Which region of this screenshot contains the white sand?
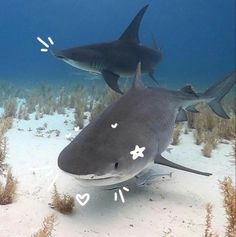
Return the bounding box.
[0,110,235,237]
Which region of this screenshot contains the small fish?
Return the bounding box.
[58,63,235,186]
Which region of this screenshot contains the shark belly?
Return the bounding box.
[64,59,102,74]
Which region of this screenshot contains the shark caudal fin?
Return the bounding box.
[204,71,236,119]
[155,155,212,176]
[119,5,149,44]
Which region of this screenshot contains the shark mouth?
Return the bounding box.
[76,174,118,180]
[69,173,124,187]
[51,49,66,59]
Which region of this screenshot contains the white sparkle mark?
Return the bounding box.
[48,37,54,45]
[130,145,146,160]
[123,187,129,192]
[37,37,49,48]
[113,186,129,203]
[47,172,59,192]
[118,189,125,203]
[40,48,48,52]
[114,192,118,201]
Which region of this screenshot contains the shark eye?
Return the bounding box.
[114,162,119,169]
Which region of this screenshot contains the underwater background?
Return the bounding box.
[0,0,235,89]
[0,1,235,236]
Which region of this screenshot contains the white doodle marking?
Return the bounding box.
[118,189,125,203]
[114,192,118,201]
[47,172,59,192]
[76,193,90,206]
[130,145,146,160]
[111,123,118,128]
[48,37,54,45]
[113,186,129,203]
[37,37,49,48]
[123,187,129,192]
[40,48,48,52]
[37,36,54,53]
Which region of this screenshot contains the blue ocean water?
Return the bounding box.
[0,0,235,89]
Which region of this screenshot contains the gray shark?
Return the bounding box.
[58,63,236,187]
[52,5,162,94]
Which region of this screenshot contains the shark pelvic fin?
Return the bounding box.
[102,70,123,94]
[149,70,159,85]
[119,5,149,43]
[154,154,212,176]
[186,105,199,113]
[176,108,188,122]
[132,62,144,90]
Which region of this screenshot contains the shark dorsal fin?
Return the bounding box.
[119,5,149,43]
[180,85,198,97]
[132,62,144,89]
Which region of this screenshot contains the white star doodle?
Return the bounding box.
[130,145,146,160]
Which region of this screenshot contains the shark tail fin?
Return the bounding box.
[203,71,236,119]
[155,155,212,176]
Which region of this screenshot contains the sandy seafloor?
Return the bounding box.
[0,108,235,237]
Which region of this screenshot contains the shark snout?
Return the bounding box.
[51,49,66,59]
[57,146,80,174]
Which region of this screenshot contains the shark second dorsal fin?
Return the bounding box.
[132,62,144,90]
[119,5,149,43]
[180,85,198,97]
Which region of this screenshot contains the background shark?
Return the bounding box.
[58,63,236,187]
[52,5,162,94]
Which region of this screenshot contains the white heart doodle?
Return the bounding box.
[76,193,90,206]
[111,123,118,128]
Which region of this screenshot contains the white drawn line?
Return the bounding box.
[48,37,54,45]
[123,187,129,192]
[46,170,53,177]
[41,48,48,52]
[114,192,118,201]
[118,189,125,203]
[37,37,49,48]
[47,172,59,192]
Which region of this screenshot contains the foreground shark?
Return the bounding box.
[58,63,236,186]
[52,5,161,94]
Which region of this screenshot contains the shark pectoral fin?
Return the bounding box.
[101,70,123,94]
[186,105,199,113]
[154,154,212,176]
[176,108,188,122]
[149,70,159,85]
